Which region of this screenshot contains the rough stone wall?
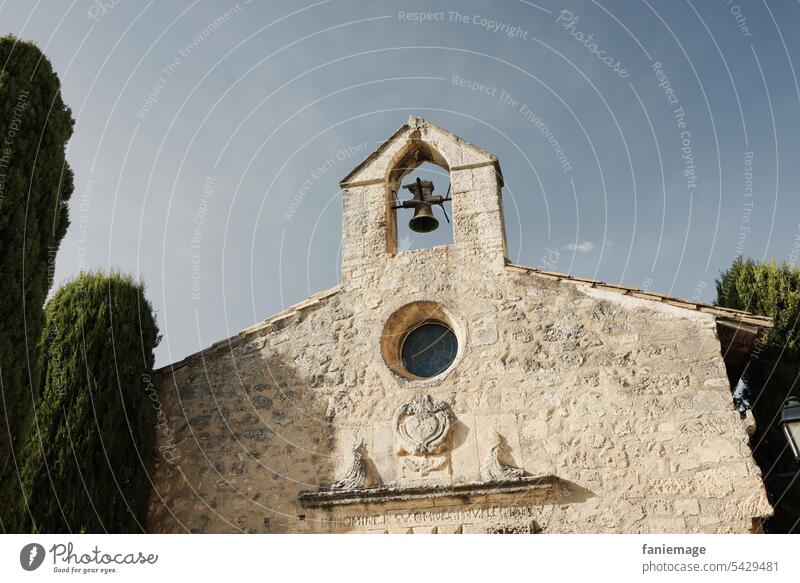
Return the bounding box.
[147,118,771,533]
[148,260,771,533]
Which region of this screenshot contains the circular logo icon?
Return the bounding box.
[20,543,45,571]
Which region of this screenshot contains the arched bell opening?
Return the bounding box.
[386,141,454,254]
[338,117,507,284]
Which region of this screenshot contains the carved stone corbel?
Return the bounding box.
[485,431,525,480]
[329,436,371,490]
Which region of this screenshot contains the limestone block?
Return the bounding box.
[674,499,701,516]
[361,422,395,484]
[649,477,697,496]
[645,517,688,533]
[694,469,735,498]
[695,438,741,464]
[449,412,480,483]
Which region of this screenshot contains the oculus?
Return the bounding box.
[380,301,464,381]
[401,322,458,378]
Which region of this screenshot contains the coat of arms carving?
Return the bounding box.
[392,394,453,456]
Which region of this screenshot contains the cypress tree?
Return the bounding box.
[0,35,75,530]
[19,272,160,533]
[716,256,800,533]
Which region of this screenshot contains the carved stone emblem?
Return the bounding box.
[393,394,453,456]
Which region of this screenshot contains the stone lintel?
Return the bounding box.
[297,475,560,508]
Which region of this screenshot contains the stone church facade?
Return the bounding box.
[148,117,772,533]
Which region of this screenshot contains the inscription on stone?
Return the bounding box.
[323,504,543,531]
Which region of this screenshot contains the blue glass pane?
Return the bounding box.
[401,323,458,378]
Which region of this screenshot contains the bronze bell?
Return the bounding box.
[402,178,440,233]
[409,203,439,233]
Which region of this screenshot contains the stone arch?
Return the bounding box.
[338,117,507,285]
[385,139,453,254]
[386,137,450,189]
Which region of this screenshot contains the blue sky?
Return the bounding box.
[3,0,799,366]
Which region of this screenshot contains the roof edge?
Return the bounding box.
[339,122,410,186]
[154,285,342,376]
[505,261,772,328]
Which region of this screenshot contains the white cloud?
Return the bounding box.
[564,241,595,254]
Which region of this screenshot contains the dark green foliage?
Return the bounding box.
[0,35,75,530]
[716,256,800,533]
[19,272,160,533]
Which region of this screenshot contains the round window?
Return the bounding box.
[401,322,458,378]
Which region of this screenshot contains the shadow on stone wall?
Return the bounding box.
[147,348,342,533]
